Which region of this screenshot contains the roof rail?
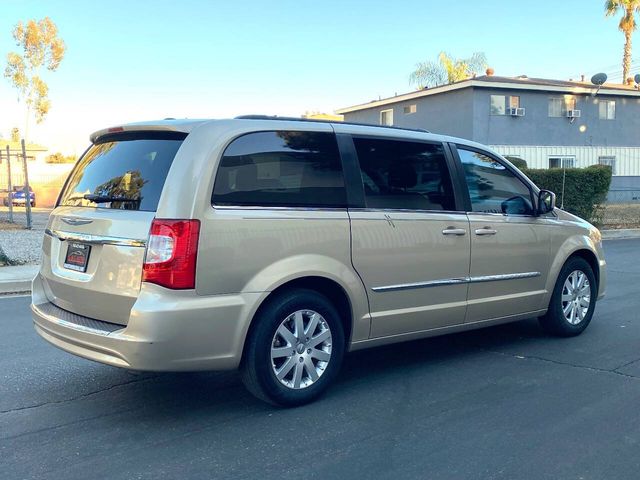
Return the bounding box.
[234,115,430,134]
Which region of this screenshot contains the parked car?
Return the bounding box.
[31,117,606,406]
[3,185,36,207]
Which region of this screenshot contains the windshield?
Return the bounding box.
[59,132,186,211]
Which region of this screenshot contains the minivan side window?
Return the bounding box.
[353,137,457,211]
[457,147,534,215]
[212,131,346,208]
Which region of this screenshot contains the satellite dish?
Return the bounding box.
[635,73,640,84]
[591,73,608,86]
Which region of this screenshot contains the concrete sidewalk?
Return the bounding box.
[0,265,38,294]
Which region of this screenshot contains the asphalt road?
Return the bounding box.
[2,239,640,480]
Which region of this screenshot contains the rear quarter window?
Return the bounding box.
[212,131,346,208]
[59,132,186,212]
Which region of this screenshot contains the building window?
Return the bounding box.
[493,95,520,114]
[548,156,576,169]
[599,100,616,120]
[403,104,417,114]
[598,156,617,175]
[380,109,393,126]
[549,97,576,117]
[490,95,506,115]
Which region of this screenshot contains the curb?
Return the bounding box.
[602,228,640,240]
[0,279,32,295]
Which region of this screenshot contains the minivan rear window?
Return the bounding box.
[212,131,346,208]
[58,132,186,212]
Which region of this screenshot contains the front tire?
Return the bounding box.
[539,257,597,337]
[241,289,345,407]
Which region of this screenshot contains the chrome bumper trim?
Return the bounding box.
[45,228,146,247]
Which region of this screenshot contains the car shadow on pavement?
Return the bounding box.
[337,318,546,385]
[98,318,549,416]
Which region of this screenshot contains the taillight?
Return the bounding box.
[142,219,200,289]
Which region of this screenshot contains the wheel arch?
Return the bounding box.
[241,274,365,364]
[545,236,602,307]
[566,249,600,289]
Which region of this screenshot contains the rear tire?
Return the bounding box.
[539,257,597,337]
[241,289,345,407]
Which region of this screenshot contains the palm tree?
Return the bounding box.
[605,0,640,83]
[410,52,487,89]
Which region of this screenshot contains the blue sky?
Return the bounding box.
[0,0,635,153]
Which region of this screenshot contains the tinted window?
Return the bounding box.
[212,131,346,207]
[59,134,185,211]
[353,137,456,211]
[458,148,533,215]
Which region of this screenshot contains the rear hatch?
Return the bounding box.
[40,131,187,325]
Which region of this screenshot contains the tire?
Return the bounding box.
[539,257,597,337]
[241,288,345,407]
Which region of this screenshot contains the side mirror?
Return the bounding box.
[538,189,556,215]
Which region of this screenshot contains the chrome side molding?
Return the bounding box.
[372,271,541,293]
[45,228,146,248]
[469,272,541,283]
[372,277,468,292]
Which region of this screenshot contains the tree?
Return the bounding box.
[410,52,487,89]
[605,0,640,83]
[4,17,66,140]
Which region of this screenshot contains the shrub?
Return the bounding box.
[45,152,77,164]
[522,165,612,225]
[504,156,528,170]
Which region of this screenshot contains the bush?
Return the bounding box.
[504,156,528,170]
[45,152,77,164]
[522,165,612,225]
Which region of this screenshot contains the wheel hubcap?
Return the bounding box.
[561,270,591,325]
[270,309,333,389]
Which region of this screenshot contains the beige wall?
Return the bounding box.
[0,161,74,207]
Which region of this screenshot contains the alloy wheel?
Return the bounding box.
[270,309,333,389]
[561,270,591,325]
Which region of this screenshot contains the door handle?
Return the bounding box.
[442,227,467,236]
[474,227,497,236]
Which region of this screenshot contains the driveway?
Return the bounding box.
[1,239,639,479]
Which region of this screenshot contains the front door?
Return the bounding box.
[348,136,471,338]
[455,146,551,323]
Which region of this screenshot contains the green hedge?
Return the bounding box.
[522,165,612,225]
[504,156,528,170]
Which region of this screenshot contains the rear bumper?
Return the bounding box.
[32,273,266,371]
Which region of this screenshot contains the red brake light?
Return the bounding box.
[142,219,200,289]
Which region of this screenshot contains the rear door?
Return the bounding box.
[453,145,551,322]
[40,131,186,325]
[346,135,471,338]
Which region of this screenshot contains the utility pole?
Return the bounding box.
[5,145,13,223]
[20,139,32,229]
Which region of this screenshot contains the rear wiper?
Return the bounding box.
[83,194,140,203]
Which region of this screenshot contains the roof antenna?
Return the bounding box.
[590,73,607,96]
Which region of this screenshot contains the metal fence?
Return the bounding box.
[0,140,33,229]
[606,188,640,204]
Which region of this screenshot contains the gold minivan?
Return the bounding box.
[32,117,606,406]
